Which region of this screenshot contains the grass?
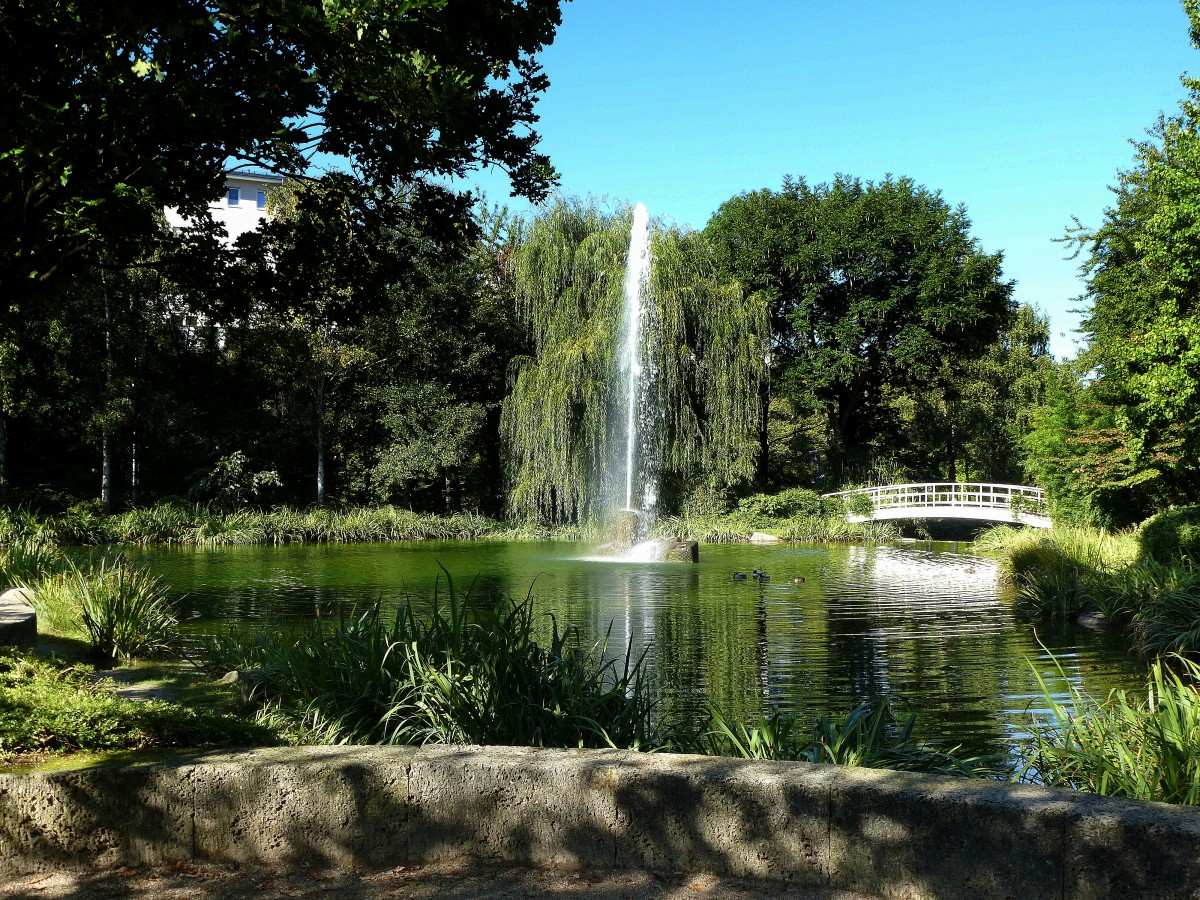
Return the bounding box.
[0,650,277,765]
[0,502,509,549]
[1020,655,1200,805]
[195,571,655,749]
[976,522,1200,657]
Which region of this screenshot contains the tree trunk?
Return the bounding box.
[101,272,113,514]
[130,430,139,507]
[0,409,8,504]
[101,427,111,513]
[757,373,771,490]
[316,381,326,507]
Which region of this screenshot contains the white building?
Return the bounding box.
[164,171,285,244]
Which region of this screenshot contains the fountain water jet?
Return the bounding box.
[612,203,656,545]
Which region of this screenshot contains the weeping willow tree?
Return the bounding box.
[501,198,767,524]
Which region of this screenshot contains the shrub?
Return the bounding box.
[736,488,825,524]
[1140,506,1200,565]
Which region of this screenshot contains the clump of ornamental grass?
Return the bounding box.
[0,650,276,761]
[196,571,655,750]
[1119,562,1200,656]
[28,557,178,661]
[694,700,1003,778]
[1020,655,1200,805]
[0,539,62,586]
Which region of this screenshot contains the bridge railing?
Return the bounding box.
[822,482,1049,521]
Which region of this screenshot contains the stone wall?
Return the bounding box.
[2,746,1199,899]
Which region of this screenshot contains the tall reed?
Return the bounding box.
[695,701,1002,777]
[197,572,655,749]
[1020,656,1200,805]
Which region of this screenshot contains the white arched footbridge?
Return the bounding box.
[823,483,1052,528]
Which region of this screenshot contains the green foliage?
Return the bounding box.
[2,0,564,303]
[1021,656,1200,805]
[188,451,281,510]
[1060,7,1200,513]
[1119,563,1200,657]
[1140,506,1200,564]
[74,558,177,662]
[706,175,1013,482]
[0,539,60,586]
[735,488,825,524]
[0,650,275,758]
[501,198,768,523]
[697,700,1001,778]
[196,576,656,749]
[975,525,1139,620]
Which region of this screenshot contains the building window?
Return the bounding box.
[227,188,240,206]
[256,190,267,210]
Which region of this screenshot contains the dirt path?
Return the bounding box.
[2,861,881,900]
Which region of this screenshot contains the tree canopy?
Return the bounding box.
[1046,0,1200,518]
[501,199,767,524]
[705,175,1014,482]
[1,0,565,304]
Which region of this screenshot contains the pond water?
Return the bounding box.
[137,540,1144,756]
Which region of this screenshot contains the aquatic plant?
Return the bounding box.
[196,572,655,749]
[697,700,1002,778]
[976,524,1139,620]
[1020,656,1200,805]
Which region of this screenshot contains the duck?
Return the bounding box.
[752,569,770,583]
[732,572,747,581]
[793,576,806,584]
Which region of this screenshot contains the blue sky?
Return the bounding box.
[464,1,1199,359]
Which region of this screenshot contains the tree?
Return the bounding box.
[1,0,566,309]
[501,199,767,524]
[706,175,1014,483]
[1065,2,1200,510]
[891,304,1053,483]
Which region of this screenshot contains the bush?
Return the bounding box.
[1140,506,1200,565]
[735,488,825,524]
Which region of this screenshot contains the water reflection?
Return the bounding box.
[139,540,1144,756]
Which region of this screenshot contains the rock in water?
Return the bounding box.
[665,540,699,563]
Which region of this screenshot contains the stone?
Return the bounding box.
[664,540,699,563]
[749,532,782,544]
[0,587,36,649]
[827,767,1071,900]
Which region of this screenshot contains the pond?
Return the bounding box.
[137,540,1144,757]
